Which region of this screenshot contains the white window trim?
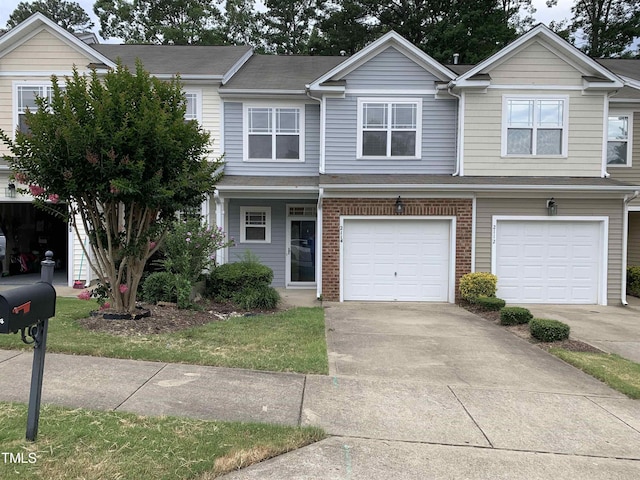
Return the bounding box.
[606,110,633,167]
[356,97,422,160]
[501,95,569,158]
[13,82,55,138]
[184,88,203,123]
[243,103,305,163]
[240,206,271,243]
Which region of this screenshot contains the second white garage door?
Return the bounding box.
[494,219,604,304]
[342,218,453,301]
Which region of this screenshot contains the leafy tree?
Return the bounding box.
[0,63,221,313]
[311,0,372,55]
[497,0,536,32]
[6,0,93,33]
[219,0,262,47]
[94,0,224,44]
[262,0,325,54]
[563,0,640,57]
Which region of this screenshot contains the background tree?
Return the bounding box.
[218,0,262,46]
[94,0,223,44]
[310,0,372,55]
[564,0,640,57]
[6,0,93,33]
[0,63,220,314]
[262,0,325,54]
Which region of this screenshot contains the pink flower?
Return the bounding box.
[102,302,111,309]
[48,193,59,204]
[29,185,46,196]
[77,290,91,300]
[149,241,157,250]
[14,172,28,184]
[119,284,129,294]
[186,237,191,243]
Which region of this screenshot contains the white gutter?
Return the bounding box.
[320,183,636,192]
[316,187,324,299]
[216,185,319,192]
[447,84,464,176]
[621,190,640,305]
[305,88,326,174]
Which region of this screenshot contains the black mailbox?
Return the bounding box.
[0,282,56,334]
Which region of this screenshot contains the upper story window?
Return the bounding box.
[184,90,201,123]
[357,98,422,159]
[607,113,632,166]
[16,84,56,133]
[244,105,304,162]
[503,97,568,156]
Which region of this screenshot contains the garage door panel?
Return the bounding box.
[343,219,451,302]
[496,220,601,304]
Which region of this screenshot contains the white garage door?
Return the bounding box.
[495,220,603,304]
[342,219,452,301]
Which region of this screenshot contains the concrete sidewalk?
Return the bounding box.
[1,301,640,479]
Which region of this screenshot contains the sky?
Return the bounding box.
[0,0,576,44]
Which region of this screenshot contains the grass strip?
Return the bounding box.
[0,402,324,480]
[550,349,640,399]
[0,298,328,374]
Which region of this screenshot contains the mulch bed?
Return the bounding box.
[460,301,605,354]
[77,300,272,336]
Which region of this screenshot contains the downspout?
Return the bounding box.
[214,190,226,266]
[448,83,463,176]
[621,190,640,306]
[316,187,324,300]
[306,88,325,174]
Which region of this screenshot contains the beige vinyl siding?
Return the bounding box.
[608,112,640,185]
[463,89,604,176]
[628,212,640,266]
[0,78,13,158]
[475,196,624,305]
[0,29,92,72]
[489,42,583,86]
[197,83,222,159]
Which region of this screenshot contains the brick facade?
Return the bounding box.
[322,197,473,301]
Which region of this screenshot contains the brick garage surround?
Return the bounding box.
[322,198,473,301]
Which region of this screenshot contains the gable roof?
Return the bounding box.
[307,30,456,92]
[92,44,253,81]
[453,24,623,89]
[220,55,346,94]
[0,12,114,69]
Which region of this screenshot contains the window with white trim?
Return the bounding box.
[607,113,632,166]
[184,90,201,123]
[16,85,57,133]
[503,97,567,156]
[240,206,271,243]
[245,106,303,161]
[357,98,422,159]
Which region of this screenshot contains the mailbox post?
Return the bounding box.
[0,251,57,442]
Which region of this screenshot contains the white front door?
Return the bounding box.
[342,218,453,302]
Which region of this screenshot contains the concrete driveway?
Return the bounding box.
[225,302,640,479]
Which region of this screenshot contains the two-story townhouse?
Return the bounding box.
[0,13,252,286]
[220,27,638,306]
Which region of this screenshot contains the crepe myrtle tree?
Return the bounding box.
[0,61,221,314]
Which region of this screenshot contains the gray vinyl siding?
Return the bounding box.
[343,46,441,89]
[475,197,624,305]
[222,102,320,176]
[608,112,640,184]
[226,199,316,287]
[628,212,640,266]
[324,95,457,174]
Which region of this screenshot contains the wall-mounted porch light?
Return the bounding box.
[546,198,557,216]
[395,196,405,215]
[6,183,16,198]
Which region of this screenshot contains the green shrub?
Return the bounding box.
[142,272,177,304]
[233,285,281,310]
[627,266,640,297]
[459,272,498,302]
[500,306,533,325]
[475,295,506,311]
[207,261,274,300]
[529,318,570,342]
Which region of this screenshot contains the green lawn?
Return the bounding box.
[550,349,640,399]
[0,402,325,480]
[0,298,328,374]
